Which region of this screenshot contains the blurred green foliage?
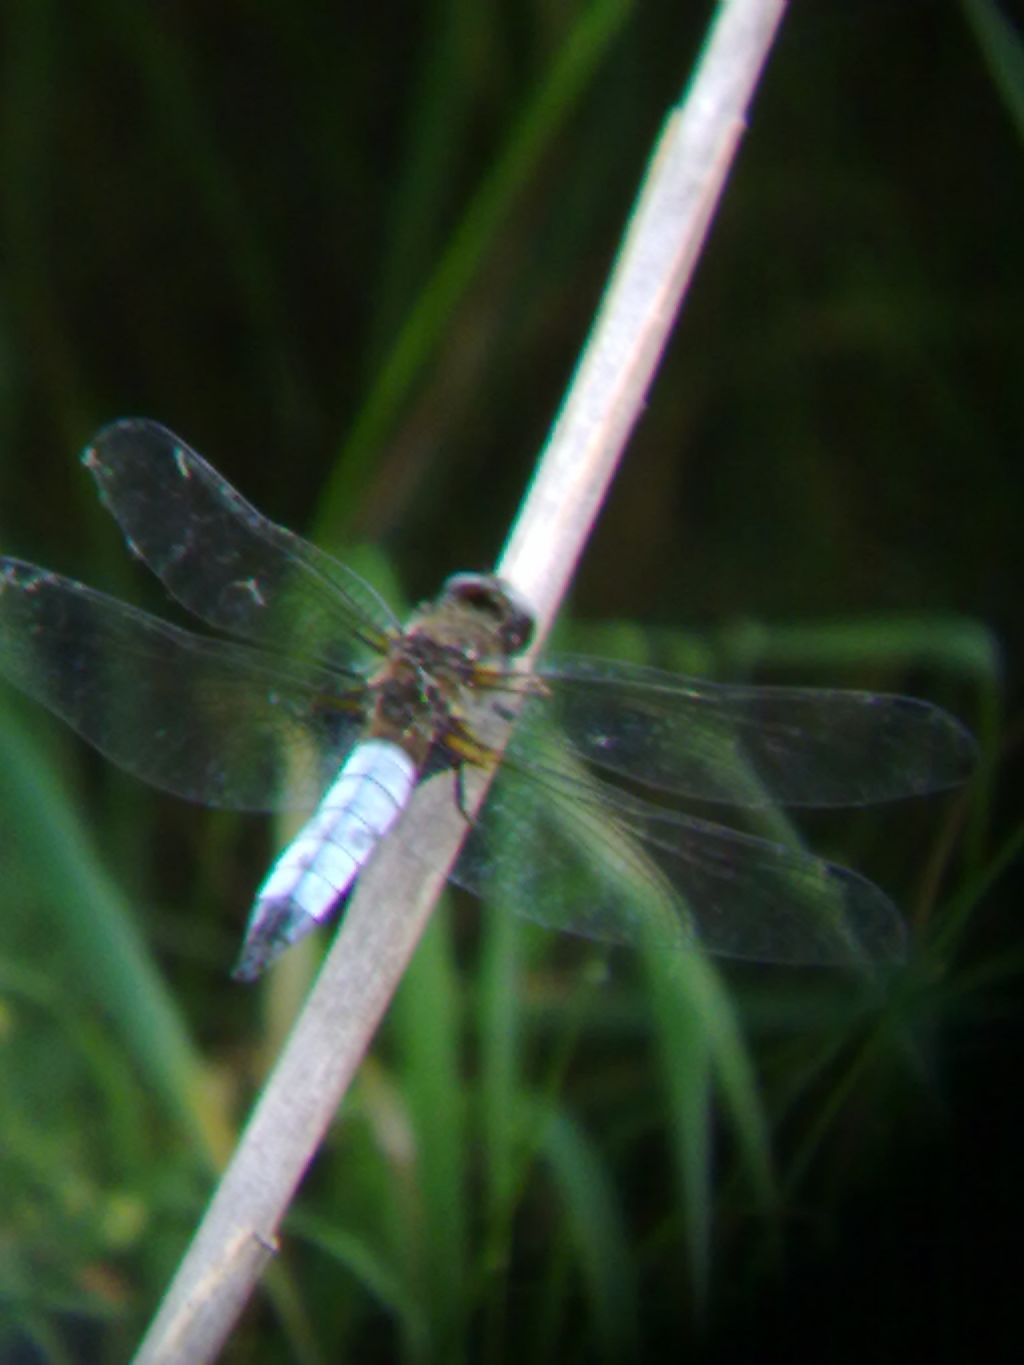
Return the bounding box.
[0,1,1019,1361]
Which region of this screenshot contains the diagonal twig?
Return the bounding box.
[133,2,788,1359]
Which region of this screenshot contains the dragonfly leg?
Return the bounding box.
[453,762,474,823]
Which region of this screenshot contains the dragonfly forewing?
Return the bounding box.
[535,656,978,809]
[83,418,397,676]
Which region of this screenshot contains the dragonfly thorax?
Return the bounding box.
[361,575,535,771]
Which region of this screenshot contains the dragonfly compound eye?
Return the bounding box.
[441,573,535,656]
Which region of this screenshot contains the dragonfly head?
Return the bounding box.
[437,573,535,657]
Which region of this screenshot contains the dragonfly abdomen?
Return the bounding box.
[232,739,417,980]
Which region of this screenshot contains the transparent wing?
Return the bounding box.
[82,418,397,673]
[453,737,906,968]
[530,655,977,808]
[0,559,365,809]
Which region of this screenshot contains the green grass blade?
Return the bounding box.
[538,1102,639,1363]
[0,714,221,1163]
[642,940,776,1309]
[390,903,469,1359]
[961,0,1024,141]
[316,0,633,539]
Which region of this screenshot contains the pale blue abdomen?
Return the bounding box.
[233,738,417,979]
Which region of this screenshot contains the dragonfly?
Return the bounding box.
[0,420,976,980]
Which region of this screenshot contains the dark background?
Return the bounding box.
[0,1,1020,1361]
